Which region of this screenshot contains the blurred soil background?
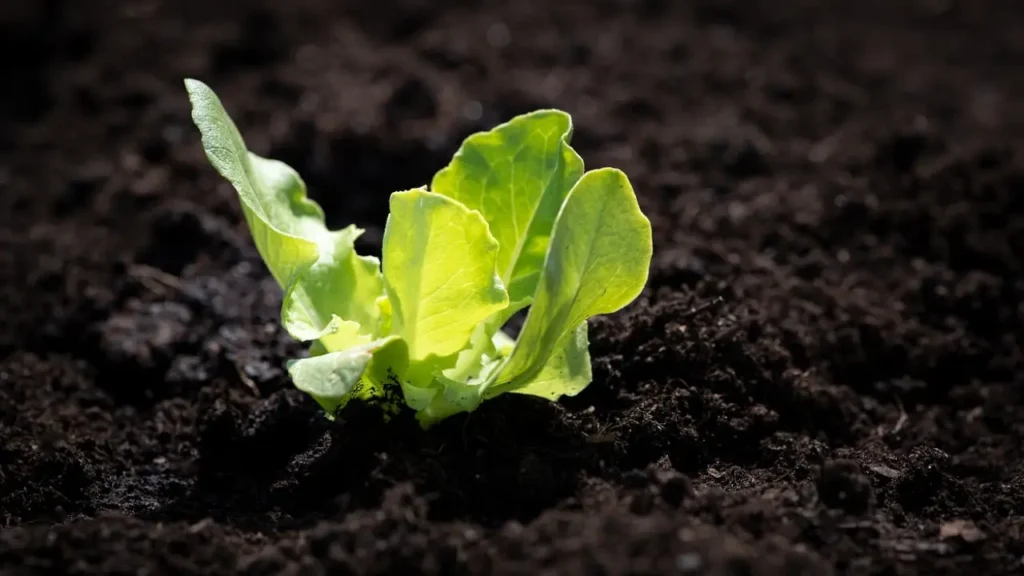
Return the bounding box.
[0,0,1022,574]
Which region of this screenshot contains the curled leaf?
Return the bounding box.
[487,168,652,395]
[185,78,382,349]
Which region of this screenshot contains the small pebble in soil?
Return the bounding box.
[487,23,510,47]
[817,459,874,514]
[675,552,703,573]
[621,469,649,489]
[653,469,694,506]
[462,100,483,121]
[95,301,192,376]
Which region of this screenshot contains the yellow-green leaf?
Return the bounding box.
[185,79,382,347]
[487,168,651,393]
[502,321,591,401]
[430,110,584,305]
[380,188,509,362]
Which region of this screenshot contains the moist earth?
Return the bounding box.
[1,0,1022,574]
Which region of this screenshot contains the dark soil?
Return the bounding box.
[2,0,1023,574]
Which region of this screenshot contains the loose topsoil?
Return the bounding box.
[1,0,1022,574]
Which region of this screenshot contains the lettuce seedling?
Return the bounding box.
[184,79,652,427]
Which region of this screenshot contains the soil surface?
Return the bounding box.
[2,0,1023,574]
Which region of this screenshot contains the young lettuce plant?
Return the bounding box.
[184,79,652,427]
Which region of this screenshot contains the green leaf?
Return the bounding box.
[503,321,591,401]
[362,335,409,392]
[286,337,400,416]
[315,319,371,352]
[416,372,490,427]
[281,225,384,349]
[486,168,651,393]
[430,110,584,306]
[185,79,382,345]
[381,188,509,363]
[421,322,515,426]
[375,295,393,336]
[417,326,519,427]
[441,322,498,385]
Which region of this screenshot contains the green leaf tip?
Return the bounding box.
[184,78,383,353]
[431,108,584,307]
[184,80,652,428]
